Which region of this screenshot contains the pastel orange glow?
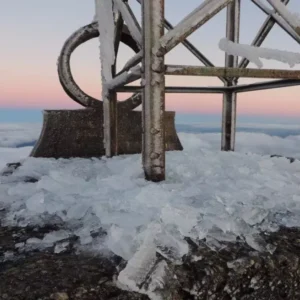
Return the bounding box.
[2,70,300,117]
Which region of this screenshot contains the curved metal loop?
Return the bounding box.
[57,22,142,110]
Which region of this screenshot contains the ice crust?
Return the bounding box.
[2,132,300,298]
[219,38,300,68]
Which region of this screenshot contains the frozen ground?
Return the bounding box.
[1,122,300,296]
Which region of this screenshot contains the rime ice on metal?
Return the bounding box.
[94,0,115,82]
[219,38,300,68]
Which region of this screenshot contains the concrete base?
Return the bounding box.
[30,109,183,158]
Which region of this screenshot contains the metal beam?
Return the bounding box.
[107,66,141,90]
[116,85,228,93]
[266,0,300,35]
[142,0,166,182]
[234,79,300,93]
[251,0,300,43]
[135,0,226,83]
[238,0,290,71]
[116,80,300,94]
[156,0,234,56]
[114,0,142,47]
[165,65,300,79]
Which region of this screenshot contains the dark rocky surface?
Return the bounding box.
[1,225,300,299]
[0,226,148,300]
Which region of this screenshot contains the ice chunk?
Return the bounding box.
[26,192,46,213]
[54,241,70,254]
[118,224,160,290]
[42,230,70,245]
[67,203,90,220]
[4,251,14,261]
[105,225,136,260]
[75,227,93,245]
[25,237,44,250]
[15,242,25,249]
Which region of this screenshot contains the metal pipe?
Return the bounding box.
[142,0,166,182]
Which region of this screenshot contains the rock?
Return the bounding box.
[270,154,297,163]
[50,293,69,300]
[1,162,21,176]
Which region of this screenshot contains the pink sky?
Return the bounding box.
[2,66,300,117]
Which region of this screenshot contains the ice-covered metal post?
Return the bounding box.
[222,0,240,151]
[95,0,119,157]
[141,0,166,182]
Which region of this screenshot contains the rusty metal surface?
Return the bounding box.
[57,22,142,110]
[30,109,182,159]
[166,65,300,79]
[117,85,228,93]
[142,0,166,182]
[157,0,234,57]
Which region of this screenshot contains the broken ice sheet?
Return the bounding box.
[54,241,70,254]
[2,131,300,285]
[43,230,70,245]
[105,225,137,260]
[26,192,46,214]
[118,223,161,290]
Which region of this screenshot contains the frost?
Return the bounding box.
[94,0,116,82]
[219,38,300,68]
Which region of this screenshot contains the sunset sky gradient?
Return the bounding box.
[1,0,300,118]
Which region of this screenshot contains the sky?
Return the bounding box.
[1,0,300,121]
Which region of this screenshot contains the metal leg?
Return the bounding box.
[142,0,165,182]
[221,0,240,152]
[102,8,124,158]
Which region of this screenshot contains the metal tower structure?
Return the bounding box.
[96,0,300,182]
